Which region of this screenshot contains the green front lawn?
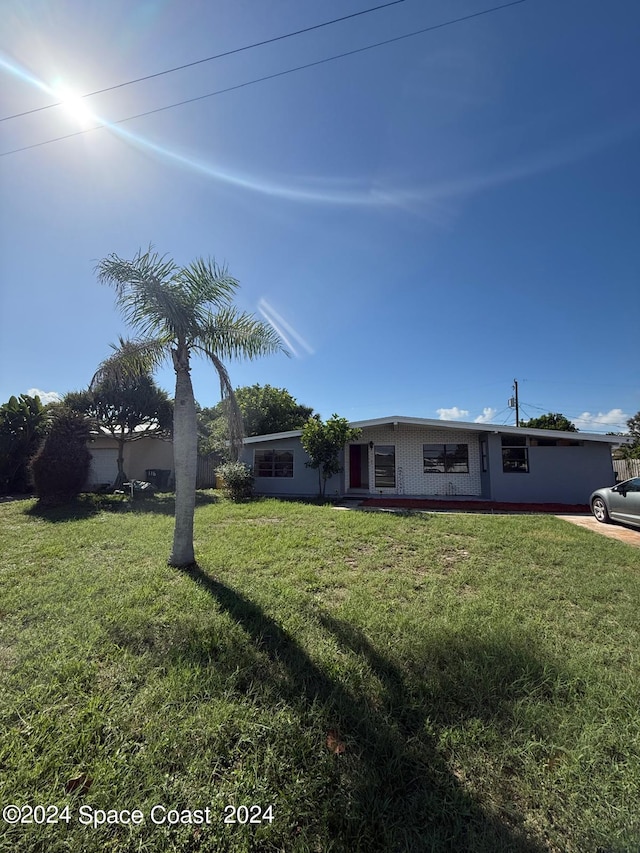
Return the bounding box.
[1,495,639,852]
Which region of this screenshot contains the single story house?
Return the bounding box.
[240,416,625,505]
[85,429,173,490]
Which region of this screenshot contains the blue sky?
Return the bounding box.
[1,0,638,433]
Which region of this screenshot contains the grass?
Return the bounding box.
[1,493,639,852]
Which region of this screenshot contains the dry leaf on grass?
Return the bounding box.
[65,774,93,795]
[326,730,346,755]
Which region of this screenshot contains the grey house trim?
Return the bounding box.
[240,416,626,504]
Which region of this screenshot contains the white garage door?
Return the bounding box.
[87,448,119,487]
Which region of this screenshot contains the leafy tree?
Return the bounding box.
[520,412,578,432]
[236,384,313,436]
[197,384,314,458]
[0,394,47,493]
[196,403,231,459]
[30,407,92,506]
[301,414,361,498]
[618,411,640,459]
[65,370,173,489]
[94,248,284,567]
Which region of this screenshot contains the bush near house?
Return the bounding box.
[0,393,47,493]
[29,408,92,505]
[216,460,254,501]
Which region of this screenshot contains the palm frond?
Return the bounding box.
[178,258,239,312]
[195,307,289,361]
[96,248,190,340]
[90,336,169,390]
[205,351,245,461]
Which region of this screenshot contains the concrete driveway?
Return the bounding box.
[555,514,640,548]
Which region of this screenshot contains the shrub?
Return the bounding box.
[30,409,92,506]
[216,461,253,502]
[0,394,47,494]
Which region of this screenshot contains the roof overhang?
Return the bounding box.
[242,416,628,446]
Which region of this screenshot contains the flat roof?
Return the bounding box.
[242,416,628,445]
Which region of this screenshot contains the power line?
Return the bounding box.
[519,400,630,430]
[1,0,530,158]
[1,0,406,123]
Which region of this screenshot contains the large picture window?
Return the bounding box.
[501,435,528,473]
[254,449,294,478]
[423,443,469,474]
[374,445,395,488]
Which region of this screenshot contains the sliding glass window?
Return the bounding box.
[423,444,469,473]
[374,445,395,488]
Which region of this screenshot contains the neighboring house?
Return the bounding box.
[241,416,626,504]
[85,428,173,489]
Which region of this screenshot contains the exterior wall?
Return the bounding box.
[123,438,173,482]
[241,425,616,503]
[485,433,614,504]
[348,424,483,496]
[86,436,173,488]
[241,436,342,497]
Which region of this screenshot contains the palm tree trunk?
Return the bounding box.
[169,344,197,567]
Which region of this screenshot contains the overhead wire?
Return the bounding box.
[0,0,407,122]
[1,0,530,158]
[519,400,630,431]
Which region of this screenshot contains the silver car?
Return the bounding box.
[590,477,640,529]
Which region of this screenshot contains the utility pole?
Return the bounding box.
[508,378,520,427]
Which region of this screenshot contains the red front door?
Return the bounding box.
[349,444,368,489]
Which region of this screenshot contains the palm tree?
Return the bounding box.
[93,248,286,567]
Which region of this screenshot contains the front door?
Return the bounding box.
[349,444,369,489]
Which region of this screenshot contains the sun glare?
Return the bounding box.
[53,83,95,127]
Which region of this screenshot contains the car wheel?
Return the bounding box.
[592,497,610,524]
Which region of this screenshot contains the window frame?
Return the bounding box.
[423,443,469,474]
[374,444,396,488]
[501,435,529,474]
[253,448,295,478]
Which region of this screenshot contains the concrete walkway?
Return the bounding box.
[554,514,640,548]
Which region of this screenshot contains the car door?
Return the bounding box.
[608,477,640,527]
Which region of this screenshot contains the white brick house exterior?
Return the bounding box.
[241,415,623,505]
[345,423,482,496]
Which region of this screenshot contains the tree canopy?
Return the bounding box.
[0,394,47,493]
[65,371,173,488]
[197,384,314,458]
[520,412,578,432]
[618,410,640,459]
[301,414,361,498]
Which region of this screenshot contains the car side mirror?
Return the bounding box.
[613,485,626,495]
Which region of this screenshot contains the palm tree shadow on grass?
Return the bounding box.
[179,563,550,853]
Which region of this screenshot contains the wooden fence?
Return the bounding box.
[613,459,640,481]
[196,456,218,489]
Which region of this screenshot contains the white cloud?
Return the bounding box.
[572,409,629,432]
[26,388,61,405]
[474,407,497,424]
[436,407,469,421]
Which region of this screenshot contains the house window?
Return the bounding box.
[529,437,583,447]
[480,439,488,473]
[374,445,395,488]
[423,444,469,474]
[501,435,528,473]
[254,449,294,478]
